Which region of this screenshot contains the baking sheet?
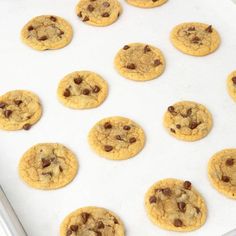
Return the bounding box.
[0,0,236,235]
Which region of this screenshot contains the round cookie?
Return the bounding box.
[114,43,165,81]
[227,71,236,102]
[21,15,73,50]
[88,116,145,160]
[208,149,236,199]
[76,0,121,27]
[60,206,125,236]
[170,22,220,56]
[145,178,207,232]
[18,143,78,190]
[163,101,213,141]
[0,90,42,131]
[57,71,108,109]
[126,0,167,8]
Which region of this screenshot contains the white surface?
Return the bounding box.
[0,0,236,236]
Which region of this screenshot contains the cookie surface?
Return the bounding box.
[88,116,145,160]
[0,90,42,131]
[18,143,78,190]
[145,178,207,232]
[227,71,236,102]
[114,43,165,81]
[57,71,108,109]
[163,101,212,141]
[126,0,167,8]
[60,206,125,236]
[170,22,220,56]
[21,15,73,50]
[208,149,236,199]
[76,0,121,26]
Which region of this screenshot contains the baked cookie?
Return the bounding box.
[18,143,78,190]
[208,149,236,199]
[88,116,145,160]
[227,71,236,102]
[76,0,121,27]
[114,43,165,81]
[126,0,167,8]
[163,101,212,141]
[60,206,125,236]
[145,178,207,232]
[170,22,220,56]
[0,90,42,131]
[21,15,73,50]
[57,71,108,109]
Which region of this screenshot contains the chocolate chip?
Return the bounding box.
[177,202,186,212]
[14,100,22,106]
[152,0,158,2]
[205,25,213,33]
[129,137,136,143]
[23,123,31,130]
[116,135,122,140]
[78,11,83,18]
[189,122,198,130]
[104,122,112,129]
[173,219,183,227]
[168,106,175,113]
[74,77,83,85]
[176,124,181,129]
[58,30,64,36]
[4,110,12,118]
[221,176,230,182]
[113,217,119,224]
[104,145,113,152]
[195,207,200,214]
[123,45,130,50]
[63,89,71,97]
[123,125,131,130]
[186,108,192,117]
[170,128,176,133]
[102,12,110,17]
[28,25,34,31]
[226,158,234,166]
[232,77,236,85]
[70,225,78,232]
[83,16,89,22]
[59,165,63,172]
[183,181,191,190]
[82,89,90,95]
[103,1,110,7]
[149,195,157,203]
[153,59,161,67]
[93,86,100,93]
[50,16,57,22]
[97,221,105,229]
[126,63,136,70]
[42,172,52,177]
[81,212,90,224]
[42,158,51,168]
[66,229,72,236]
[144,45,151,53]
[188,26,195,31]
[95,231,102,236]
[38,35,48,41]
[0,102,6,109]
[191,36,200,44]
[87,4,95,12]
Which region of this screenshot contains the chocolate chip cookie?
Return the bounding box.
[114,43,165,81]
[0,90,42,131]
[18,143,78,190]
[57,71,108,109]
[88,116,145,160]
[170,22,220,56]
[227,70,236,102]
[126,0,167,8]
[76,0,121,26]
[21,15,73,50]
[208,149,236,199]
[145,178,207,232]
[60,206,125,236]
[163,101,213,141]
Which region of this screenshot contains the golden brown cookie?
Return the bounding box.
[163,101,213,141]
[170,22,220,56]
[227,71,236,102]
[60,206,125,236]
[0,90,42,131]
[208,149,236,199]
[114,43,165,81]
[145,178,207,232]
[126,0,167,8]
[57,71,108,109]
[18,143,78,190]
[21,15,73,50]
[88,116,145,160]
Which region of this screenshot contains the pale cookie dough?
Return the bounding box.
[88,116,145,160]
[208,149,236,199]
[0,90,42,131]
[227,71,236,102]
[21,15,73,50]
[76,0,121,26]
[170,22,220,56]
[114,43,165,81]
[145,178,207,232]
[57,71,108,109]
[60,206,125,236]
[163,101,213,141]
[126,0,167,8]
[18,143,78,190]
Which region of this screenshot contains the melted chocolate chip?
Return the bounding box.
[4,110,12,118]
[186,108,192,117]
[104,122,112,129]
[103,1,110,7]
[97,221,105,229]
[177,202,186,212]
[50,16,57,22]
[66,229,72,236]
[191,36,201,44]
[82,89,90,95]
[83,16,89,22]
[14,100,22,106]
[126,63,136,70]
[173,219,183,227]
[81,212,90,224]
[78,11,83,18]
[149,195,157,203]
[129,137,136,143]
[42,172,52,177]
[102,12,110,17]
[152,0,158,2]
[123,45,130,50]
[162,188,172,196]
[74,77,83,85]
[123,125,131,130]
[144,45,151,53]
[104,145,113,152]
[58,30,64,36]
[28,25,34,31]
[23,123,31,130]
[176,124,181,129]
[38,35,48,41]
[232,77,236,85]
[153,59,161,67]
[59,165,63,172]
[168,106,177,116]
[70,225,78,232]
[87,4,95,12]
[205,25,213,33]
[195,207,201,214]
[113,217,119,224]
[42,158,51,168]
[93,86,100,93]
[63,89,71,97]
[189,122,198,130]
[188,26,195,31]
[226,158,234,166]
[170,128,176,133]
[221,176,230,182]
[116,135,122,140]
[183,181,192,190]
[0,102,6,109]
